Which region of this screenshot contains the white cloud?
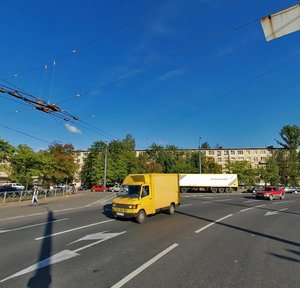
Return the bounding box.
[65,124,82,134]
[159,69,184,81]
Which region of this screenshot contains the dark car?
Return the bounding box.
[0,185,22,195]
[255,186,285,200]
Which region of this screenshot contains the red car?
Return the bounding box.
[91,185,108,192]
[255,186,285,200]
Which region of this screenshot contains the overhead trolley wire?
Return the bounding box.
[9,0,163,80]
[146,49,300,140]
[58,18,258,105]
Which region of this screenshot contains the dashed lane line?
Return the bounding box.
[111,243,179,288]
[195,214,233,233]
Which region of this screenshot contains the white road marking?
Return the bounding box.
[35,219,115,240]
[272,200,295,205]
[0,197,115,222]
[240,204,265,212]
[0,218,68,234]
[265,208,288,216]
[195,214,233,233]
[202,199,233,204]
[0,231,126,283]
[111,243,179,288]
[243,200,260,203]
[85,194,115,207]
[179,204,192,207]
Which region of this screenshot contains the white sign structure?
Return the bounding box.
[0,231,126,283]
[261,3,300,41]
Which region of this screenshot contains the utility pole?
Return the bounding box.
[198,136,202,174]
[103,142,108,188]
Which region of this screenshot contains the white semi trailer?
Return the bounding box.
[179,174,238,193]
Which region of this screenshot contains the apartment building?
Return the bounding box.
[135,147,274,170]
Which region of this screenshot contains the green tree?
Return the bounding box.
[48,143,78,185]
[275,125,300,185]
[10,145,40,189]
[224,161,254,185]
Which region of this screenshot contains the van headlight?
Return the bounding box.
[128,204,138,209]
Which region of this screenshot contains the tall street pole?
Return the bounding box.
[103,142,108,187]
[198,136,202,174]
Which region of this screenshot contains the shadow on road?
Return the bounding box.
[102,204,114,219]
[176,210,300,248]
[27,210,54,288]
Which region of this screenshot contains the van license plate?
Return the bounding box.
[117,212,124,216]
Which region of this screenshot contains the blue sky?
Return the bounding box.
[0,0,299,151]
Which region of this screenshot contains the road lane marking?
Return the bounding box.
[265,208,288,216]
[179,204,192,207]
[272,200,295,205]
[195,214,233,233]
[202,199,233,204]
[0,231,126,283]
[243,200,260,203]
[111,243,179,288]
[240,204,265,212]
[0,218,69,234]
[85,194,115,207]
[35,219,115,240]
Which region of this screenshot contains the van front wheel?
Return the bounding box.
[168,203,175,215]
[136,210,146,224]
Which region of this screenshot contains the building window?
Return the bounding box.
[238,157,244,161]
[254,157,258,161]
[224,150,228,155]
[238,150,243,155]
[231,150,235,155]
[246,157,251,161]
[231,157,236,161]
[217,157,222,162]
[217,151,221,156]
[209,151,214,155]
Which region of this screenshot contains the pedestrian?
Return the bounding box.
[32,186,39,204]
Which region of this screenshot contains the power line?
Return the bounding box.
[8,0,162,80]
[0,84,79,122]
[0,122,52,144]
[146,50,300,140]
[58,18,258,105]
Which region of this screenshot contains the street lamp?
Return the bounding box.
[103,142,108,188]
[198,137,202,174]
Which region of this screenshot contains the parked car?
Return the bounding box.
[91,185,108,192]
[4,183,25,190]
[255,186,285,200]
[109,184,121,192]
[247,186,265,194]
[284,186,297,193]
[0,185,22,195]
[79,184,91,190]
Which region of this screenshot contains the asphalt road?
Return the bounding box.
[0,191,299,288]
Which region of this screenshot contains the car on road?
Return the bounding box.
[109,184,121,192]
[91,185,108,192]
[284,186,298,193]
[255,186,285,200]
[247,186,264,194]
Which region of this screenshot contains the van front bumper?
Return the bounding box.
[112,207,138,218]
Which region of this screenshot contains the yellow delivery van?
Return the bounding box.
[112,173,180,223]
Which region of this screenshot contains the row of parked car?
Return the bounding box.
[0,183,25,193]
[89,184,121,192]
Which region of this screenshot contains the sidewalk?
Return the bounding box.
[0,191,90,220]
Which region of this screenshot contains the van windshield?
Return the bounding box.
[117,185,141,198]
